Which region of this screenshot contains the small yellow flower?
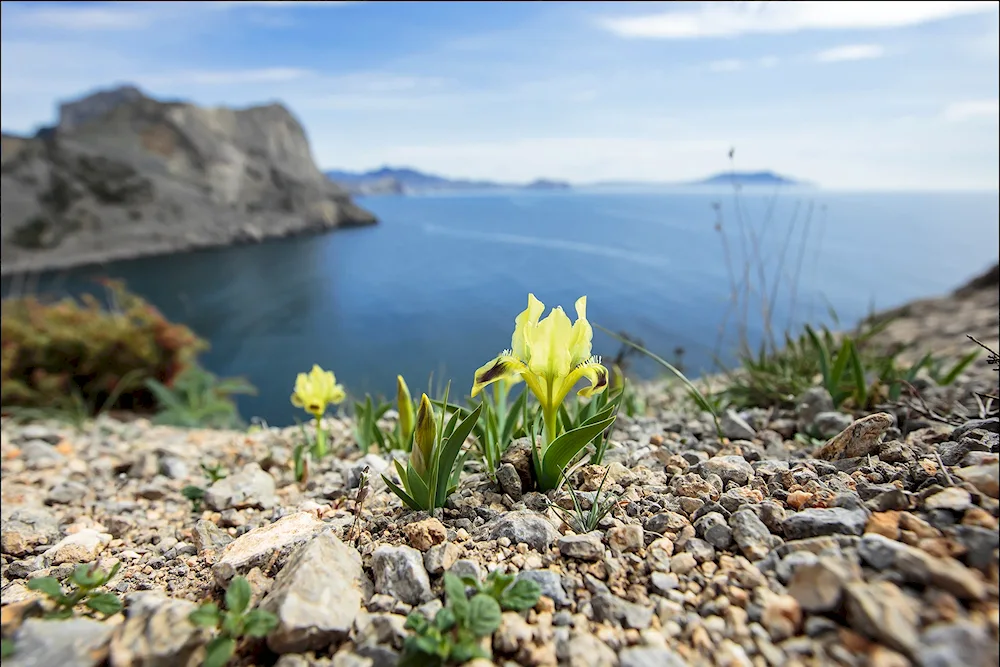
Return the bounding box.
[410,394,436,478]
[472,293,608,442]
[290,364,346,419]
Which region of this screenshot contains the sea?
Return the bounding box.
[3,187,998,426]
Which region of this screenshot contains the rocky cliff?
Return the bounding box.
[1,86,376,275]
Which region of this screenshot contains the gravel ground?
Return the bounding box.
[1,359,997,667]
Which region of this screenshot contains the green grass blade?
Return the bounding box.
[939,350,980,386]
[435,403,483,506]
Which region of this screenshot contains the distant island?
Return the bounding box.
[324,166,571,196]
[326,167,811,196]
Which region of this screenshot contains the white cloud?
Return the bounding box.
[708,59,745,72]
[601,1,999,39]
[943,99,1000,121]
[815,44,885,63]
[147,68,316,86]
[10,6,156,31]
[758,56,780,68]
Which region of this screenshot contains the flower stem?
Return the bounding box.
[313,417,328,459]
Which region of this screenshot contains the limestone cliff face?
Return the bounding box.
[1,86,376,275]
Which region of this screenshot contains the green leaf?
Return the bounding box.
[381,474,423,512]
[188,602,221,628]
[443,573,469,620]
[85,593,122,616]
[225,576,252,615]
[450,638,490,663]
[847,341,868,408]
[202,636,237,667]
[499,578,541,611]
[539,415,617,490]
[242,609,278,637]
[182,485,205,501]
[939,350,980,386]
[406,459,431,509]
[485,571,515,599]
[27,577,63,599]
[434,606,457,631]
[466,593,502,637]
[404,611,429,633]
[1,638,14,659]
[434,402,483,506]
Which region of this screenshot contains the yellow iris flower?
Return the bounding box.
[472,293,608,443]
[290,364,346,419]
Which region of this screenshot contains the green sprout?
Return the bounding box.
[382,386,482,513]
[549,465,621,533]
[351,394,392,454]
[26,562,122,619]
[181,462,230,512]
[188,576,278,667]
[399,571,541,666]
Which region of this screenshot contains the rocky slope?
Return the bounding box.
[0,269,997,667]
[1,86,376,276]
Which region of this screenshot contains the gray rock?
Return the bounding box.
[46,481,88,505]
[782,507,868,540]
[496,463,523,500]
[260,531,368,654]
[1,508,61,557]
[20,440,65,467]
[923,487,972,512]
[730,509,773,561]
[649,571,679,595]
[213,512,324,586]
[42,529,110,565]
[16,425,62,444]
[954,525,999,571]
[702,455,753,486]
[556,633,617,667]
[919,620,999,667]
[1,87,376,275]
[487,511,558,551]
[158,457,189,480]
[423,542,462,575]
[786,557,853,613]
[370,545,432,606]
[108,593,209,667]
[7,617,115,667]
[796,388,835,424]
[446,559,481,582]
[813,411,855,438]
[591,592,654,629]
[619,646,688,667]
[191,520,233,558]
[515,570,570,607]
[858,533,985,600]
[204,462,277,511]
[844,581,920,656]
[694,511,733,549]
[557,533,604,561]
[721,410,756,440]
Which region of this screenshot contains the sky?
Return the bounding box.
[1,0,998,190]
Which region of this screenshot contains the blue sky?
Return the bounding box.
[2,1,998,190]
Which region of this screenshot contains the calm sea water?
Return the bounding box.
[4,188,998,426]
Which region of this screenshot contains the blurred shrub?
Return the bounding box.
[1,279,206,418]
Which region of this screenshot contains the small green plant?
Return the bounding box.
[27,562,122,619]
[145,363,256,428]
[549,465,620,533]
[399,571,540,666]
[181,462,229,512]
[188,576,278,667]
[382,388,483,513]
[351,394,392,454]
[288,364,346,480]
[1,637,14,658]
[471,294,622,491]
[347,465,371,545]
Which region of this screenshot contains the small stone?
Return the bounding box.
[646,537,674,571]
[920,620,998,667]
[557,632,617,667]
[729,509,773,561]
[496,463,523,500]
[670,552,697,575]
[192,519,233,559]
[858,533,986,600]
[923,487,972,512]
[423,542,462,575]
[402,518,446,552]
[954,463,999,498]
[260,531,368,654]
[371,545,432,605]
[487,511,559,551]
[702,456,754,486]
[557,533,604,561]
[782,507,868,540]
[619,646,687,667]
[8,617,115,667]
[204,462,277,511]
[785,558,853,613]
[865,511,901,539]
[108,592,209,666]
[606,524,643,555]
[46,481,88,505]
[694,511,733,549]
[1,508,61,557]
[516,570,570,607]
[42,529,111,565]
[591,593,654,629]
[721,410,756,440]
[649,571,678,595]
[213,512,324,586]
[761,593,802,641]
[844,581,919,656]
[447,559,481,582]
[813,411,854,438]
